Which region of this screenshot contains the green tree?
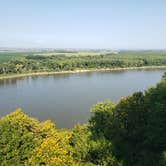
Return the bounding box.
[0,108,41,166]
[28,134,76,166]
[69,124,91,164]
[89,101,122,166]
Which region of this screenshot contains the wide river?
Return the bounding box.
[0,69,166,128]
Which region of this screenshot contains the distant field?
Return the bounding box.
[0,52,29,63]
[33,51,118,57]
[0,51,111,63]
[34,50,166,61]
[0,50,166,61]
[0,51,118,64]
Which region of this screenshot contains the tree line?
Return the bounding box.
[1,51,166,75]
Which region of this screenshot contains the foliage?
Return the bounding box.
[69,123,121,166]
[28,134,75,166]
[89,101,122,166]
[69,124,91,163]
[0,108,75,166]
[1,51,166,75]
[0,108,41,166]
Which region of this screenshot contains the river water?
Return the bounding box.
[0,69,165,128]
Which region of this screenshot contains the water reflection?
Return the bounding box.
[0,77,26,87]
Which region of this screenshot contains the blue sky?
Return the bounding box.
[0,0,166,49]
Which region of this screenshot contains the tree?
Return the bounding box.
[28,133,76,166]
[0,109,76,166]
[0,108,42,165]
[69,124,90,164]
[89,101,122,166]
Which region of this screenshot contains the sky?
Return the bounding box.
[0,0,166,49]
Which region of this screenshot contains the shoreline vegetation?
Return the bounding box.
[0,65,166,80]
[1,50,166,80]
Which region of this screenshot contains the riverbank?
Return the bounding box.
[0,66,166,80]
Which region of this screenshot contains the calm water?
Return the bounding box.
[0,69,165,128]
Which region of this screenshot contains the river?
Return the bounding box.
[0,69,165,128]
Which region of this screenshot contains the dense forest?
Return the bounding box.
[1,73,166,165]
[1,51,166,75]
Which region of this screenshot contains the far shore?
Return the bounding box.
[0,66,166,80]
